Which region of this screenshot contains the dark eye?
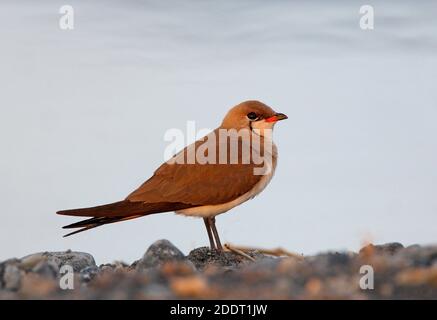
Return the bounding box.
[247,112,258,120]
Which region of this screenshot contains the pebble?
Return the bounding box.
[20,251,96,272]
[136,239,186,270]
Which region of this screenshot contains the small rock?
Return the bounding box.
[400,245,437,267]
[187,247,262,270]
[80,266,99,283]
[21,251,96,273]
[359,243,404,256]
[113,261,129,269]
[301,252,352,278]
[99,264,115,273]
[136,240,185,270]
[32,260,59,279]
[0,259,20,289]
[3,264,22,291]
[20,255,46,271]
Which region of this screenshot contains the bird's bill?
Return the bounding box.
[265,113,288,123]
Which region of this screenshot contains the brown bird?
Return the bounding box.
[57,100,287,251]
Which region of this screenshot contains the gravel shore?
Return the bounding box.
[1,240,436,299]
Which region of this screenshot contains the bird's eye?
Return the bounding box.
[247,112,258,120]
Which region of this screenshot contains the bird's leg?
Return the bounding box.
[210,217,223,252]
[203,218,216,250]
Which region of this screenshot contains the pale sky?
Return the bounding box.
[1,0,436,264]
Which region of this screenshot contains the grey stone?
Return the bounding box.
[359,242,404,256]
[136,240,185,269]
[32,260,60,279]
[21,251,96,273]
[307,252,353,277]
[3,264,22,291]
[99,264,115,273]
[401,245,437,267]
[80,266,99,282]
[187,246,262,271]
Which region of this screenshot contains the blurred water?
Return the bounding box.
[0,0,436,263]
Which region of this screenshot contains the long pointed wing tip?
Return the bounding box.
[62,229,83,237]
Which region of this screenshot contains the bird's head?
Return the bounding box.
[221,100,288,134]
